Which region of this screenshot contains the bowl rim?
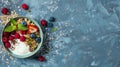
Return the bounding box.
[1,17,43,58]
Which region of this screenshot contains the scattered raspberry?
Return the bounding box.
[4,42,11,48]
[20,36,26,41]
[1,7,9,15]
[21,3,29,10]
[9,36,14,40]
[41,19,47,26]
[14,33,20,39]
[38,56,46,62]
[2,37,8,43]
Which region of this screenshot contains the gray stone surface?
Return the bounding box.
[0,0,120,67]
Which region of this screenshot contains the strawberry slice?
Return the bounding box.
[27,25,39,34]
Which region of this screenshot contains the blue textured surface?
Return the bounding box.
[0,0,120,67]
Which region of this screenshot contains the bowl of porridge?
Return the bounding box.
[1,17,43,58]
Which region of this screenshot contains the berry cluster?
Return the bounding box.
[40,17,55,27]
[2,31,27,48]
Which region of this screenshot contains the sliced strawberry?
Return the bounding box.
[27,25,39,34]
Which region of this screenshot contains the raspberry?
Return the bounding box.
[2,37,8,43]
[14,33,20,39]
[1,8,9,15]
[9,36,14,40]
[41,19,47,26]
[20,30,27,35]
[20,36,26,41]
[3,32,9,37]
[38,56,46,62]
[21,3,29,10]
[11,31,16,35]
[4,42,11,48]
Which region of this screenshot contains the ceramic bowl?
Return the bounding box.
[1,17,43,58]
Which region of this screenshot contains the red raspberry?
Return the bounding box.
[3,32,9,37]
[20,36,26,41]
[4,42,11,48]
[1,8,9,15]
[41,19,47,26]
[2,37,8,43]
[21,3,29,10]
[11,31,16,35]
[9,36,14,40]
[20,30,27,35]
[38,56,46,62]
[14,33,20,39]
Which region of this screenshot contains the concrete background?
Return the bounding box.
[0,0,120,67]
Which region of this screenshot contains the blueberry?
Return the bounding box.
[49,17,55,22]
[36,37,41,43]
[47,23,53,27]
[30,33,36,38]
[22,22,27,26]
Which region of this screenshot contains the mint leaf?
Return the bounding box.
[18,24,28,30]
[10,18,17,25]
[4,26,16,32]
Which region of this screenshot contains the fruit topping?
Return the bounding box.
[2,37,8,43]
[3,32,9,37]
[20,36,26,41]
[9,36,14,40]
[35,37,41,43]
[14,33,20,39]
[30,33,36,39]
[21,22,27,26]
[27,25,38,34]
[4,42,11,48]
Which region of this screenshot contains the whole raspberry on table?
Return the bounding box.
[21,3,29,10]
[41,19,47,26]
[38,56,46,62]
[1,7,9,15]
